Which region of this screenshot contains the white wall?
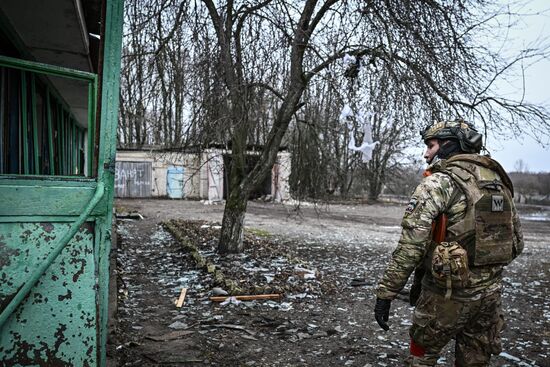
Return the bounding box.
[116,151,201,198]
[115,149,291,201]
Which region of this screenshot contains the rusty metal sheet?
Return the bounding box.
[114,161,152,198]
[0,222,97,366]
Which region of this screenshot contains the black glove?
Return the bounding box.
[409,267,425,306]
[374,298,391,331]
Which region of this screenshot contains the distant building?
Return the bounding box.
[115,147,291,201]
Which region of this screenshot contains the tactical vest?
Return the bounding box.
[431,154,515,267]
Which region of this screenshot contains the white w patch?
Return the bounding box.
[491,195,504,212]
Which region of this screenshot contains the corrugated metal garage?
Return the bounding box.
[115,161,152,197]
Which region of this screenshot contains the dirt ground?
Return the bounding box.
[110,198,550,367]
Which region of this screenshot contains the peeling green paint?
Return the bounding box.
[0,223,97,365]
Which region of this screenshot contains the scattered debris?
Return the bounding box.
[350,278,370,287]
[498,352,521,362]
[164,220,242,294]
[114,200,550,367]
[220,296,241,306]
[241,334,259,341]
[212,287,229,296]
[168,321,189,330]
[209,323,257,336]
[116,211,144,220]
[116,341,140,350]
[144,355,203,364]
[145,330,195,342]
[163,219,334,298]
[211,294,283,302]
[294,265,317,279]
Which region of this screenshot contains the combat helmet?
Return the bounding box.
[421,119,483,154]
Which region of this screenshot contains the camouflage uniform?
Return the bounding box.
[376,154,524,367]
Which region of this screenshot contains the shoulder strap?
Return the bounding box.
[445,154,514,197]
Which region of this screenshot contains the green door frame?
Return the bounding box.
[95,1,125,363]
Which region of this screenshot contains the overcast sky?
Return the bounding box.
[488,0,550,172]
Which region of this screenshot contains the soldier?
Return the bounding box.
[374,119,524,366]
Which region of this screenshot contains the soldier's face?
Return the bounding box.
[424,138,440,164]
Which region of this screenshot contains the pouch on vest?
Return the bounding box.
[472,186,514,265]
[431,241,469,299]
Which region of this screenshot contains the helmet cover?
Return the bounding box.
[421,119,482,153]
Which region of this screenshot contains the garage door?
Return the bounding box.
[115,161,152,197]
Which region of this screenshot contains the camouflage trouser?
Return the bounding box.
[406,289,504,367]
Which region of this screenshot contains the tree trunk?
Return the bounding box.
[217,82,248,253]
[218,184,248,253]
[368,176,382,201]
[367,156,386,201]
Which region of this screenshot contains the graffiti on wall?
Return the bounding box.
[114,162,152,197]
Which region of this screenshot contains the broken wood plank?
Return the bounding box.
[209,294,282,302]
[175,288,187,308]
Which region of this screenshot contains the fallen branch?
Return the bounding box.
[209,294,282,302]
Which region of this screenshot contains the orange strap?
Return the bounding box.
[432,214,448,243]
[424,169,448,242]
[410,338,426,357]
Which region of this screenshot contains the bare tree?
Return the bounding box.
[199,0,396,252]
[289,0,550,202]
[119,0,550,254]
